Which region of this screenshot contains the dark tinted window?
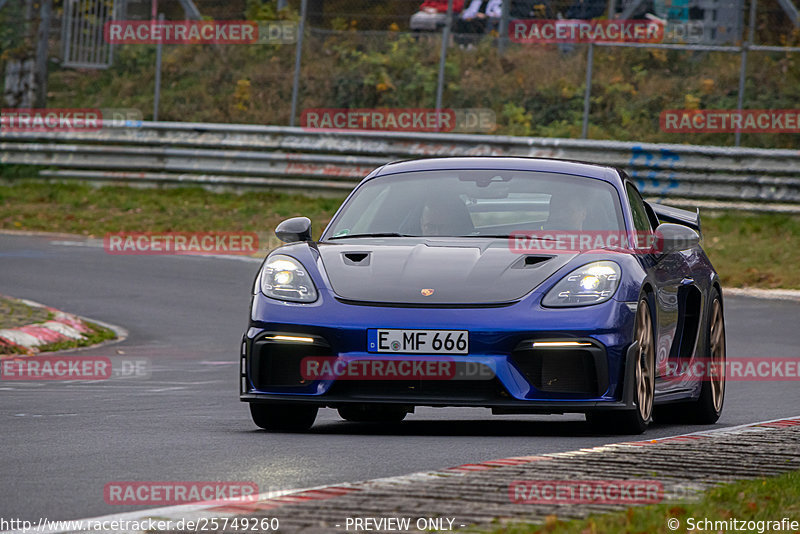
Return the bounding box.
[325,170,625,238]
[626,183,652,233]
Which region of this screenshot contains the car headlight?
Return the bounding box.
[542,261,621,307]
[260,254,318,303]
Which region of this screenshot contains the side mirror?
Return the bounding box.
[275,217,312,243]
[654,223,700,254]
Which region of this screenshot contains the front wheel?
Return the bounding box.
[588,294,655,435]
[249,403,318,432]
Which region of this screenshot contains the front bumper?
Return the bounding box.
[240,291,639,413]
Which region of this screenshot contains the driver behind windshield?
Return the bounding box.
[542,192,589,231]
[419,195,475,236]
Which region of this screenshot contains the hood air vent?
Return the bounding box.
[512,255,554,269]
[343,252,371,266]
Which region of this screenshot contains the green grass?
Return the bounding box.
[34,320,117,354]
[701,211,800,288]
[0,293,117,354]
[478,470,800,534]
[0,295,52,329]
[1,180,799,288]
[0,180,346,247]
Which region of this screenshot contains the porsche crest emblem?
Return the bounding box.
[421,288,435,296]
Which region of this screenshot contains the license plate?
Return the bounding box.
[367,329,469,354]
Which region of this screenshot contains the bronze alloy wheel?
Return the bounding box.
[634,297,655,422]
[708,298,726,413]
[653,287,727,425]
[587,294,656,434]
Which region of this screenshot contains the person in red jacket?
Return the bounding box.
[419,0,465,13]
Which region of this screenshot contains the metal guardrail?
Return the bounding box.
[1,121,799,210]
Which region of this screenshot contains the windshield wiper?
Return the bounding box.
[328,232,413,239]
[329,233,559,240]
[460,234,512,238]
[461,234,559,240]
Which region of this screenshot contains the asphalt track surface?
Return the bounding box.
[1,233,798,522]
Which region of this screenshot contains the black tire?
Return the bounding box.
[588,293,655,435]
[664,287,726,424]
[249,403,318,432]
[338,404,408,423]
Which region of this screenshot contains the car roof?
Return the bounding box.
[370,156,624,188]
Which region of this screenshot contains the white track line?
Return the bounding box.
[14,414,799,534]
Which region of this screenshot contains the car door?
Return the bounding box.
[624,182,691,390]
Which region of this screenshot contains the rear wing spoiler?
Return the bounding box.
[649,203,702,237]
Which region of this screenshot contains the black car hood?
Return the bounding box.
[317,239,577,305]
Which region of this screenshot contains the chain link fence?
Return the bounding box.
[1,0,799,148]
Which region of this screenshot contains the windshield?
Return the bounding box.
[324,170,625,239]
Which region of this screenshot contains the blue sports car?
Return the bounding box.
[240,157,726,434]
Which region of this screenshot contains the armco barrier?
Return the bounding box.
[1,121,799,210]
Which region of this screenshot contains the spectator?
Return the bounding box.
[454,0,489,45]
[420,0,465,13]
[454,0,503,45]
[484,0,503,17]
[410,0,464,33]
